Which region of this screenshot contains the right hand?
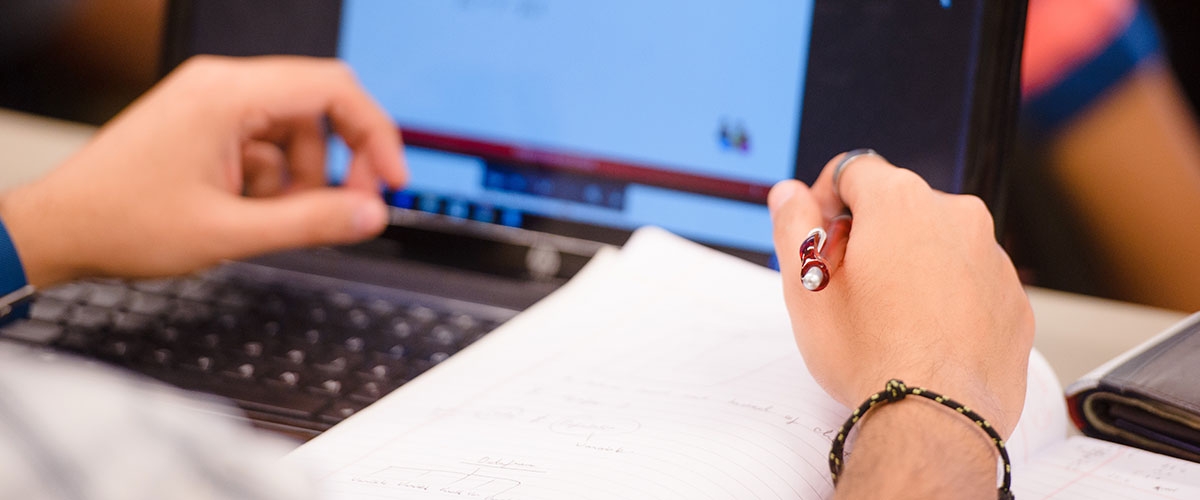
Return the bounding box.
[768,153,1035,437]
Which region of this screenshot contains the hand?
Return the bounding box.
[768,153,1034,437]
[0,56,407,287]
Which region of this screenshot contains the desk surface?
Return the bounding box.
[1,107,1190,390]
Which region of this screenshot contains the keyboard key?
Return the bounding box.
[387,318,414,339]
[181,354,219,373]
[99,339,140,361]
[151,326,181,345]
[319,400,366,424]
[250,319,282,339]
[145,348,173,367]
[405,336,447,363]
[132,278,178,295]
[126,292,172,316]
[407,305,438,325]
[242,341,265,358]
[383,344,407,358]
[306,379,343,397]
[214,287,253,309]
[307,306,328,325]
[67,305,111,330]
[357,355,409,384]
[449,314,479,332]
[348,380,394,404]
[326,291,355,310]
[313,356,352,378]
[56,330,94,352]
[30,298,71,323]
[1,320,63,344]
[430,325,461,347]
[192,333,222,350]
[85,282,128,308]
[169,300,213,324]
[222,362,256,380]
[281,348,306,365]
[361,364,391,381]
[367,299,397,318]
[213,313,240,333]
[113,311,155,334]
[279,330,321,354]
[344,336,366,353]
[345,309,371,330]
[177,278,219,302]
[274,370,302,387]
[303,329,321,345]
[39,283,91,303]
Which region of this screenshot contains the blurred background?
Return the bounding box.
[2,0,1198,312]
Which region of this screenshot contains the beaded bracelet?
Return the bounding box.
[828,379,1015,500]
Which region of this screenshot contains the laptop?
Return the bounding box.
[1,0,1026,439]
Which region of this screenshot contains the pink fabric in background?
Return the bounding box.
[1022,0,1138,97]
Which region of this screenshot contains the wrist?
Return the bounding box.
[855,368,1015,437]
[835,396,1000,499]
[0,183,80,287]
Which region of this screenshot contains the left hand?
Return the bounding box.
[0,56,407,287]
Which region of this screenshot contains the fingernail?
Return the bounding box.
[352,200,388,235]
[768,180,799,214]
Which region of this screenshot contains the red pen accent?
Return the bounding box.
[800,258,830,292]
[800,215,852,292]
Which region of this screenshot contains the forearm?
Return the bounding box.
[1051,62,1200,311]
[834,398,999,500]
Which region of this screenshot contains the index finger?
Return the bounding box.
[196,56,408,189]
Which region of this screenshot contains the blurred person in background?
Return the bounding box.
[1012,0,1200,312]
[0,0,164,123]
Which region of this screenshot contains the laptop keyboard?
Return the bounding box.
[0,264,510,439]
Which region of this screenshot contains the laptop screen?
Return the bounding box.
[329,1,814,255]
[168,0,1006,261]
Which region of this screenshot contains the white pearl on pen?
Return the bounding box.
[802,267,826,291]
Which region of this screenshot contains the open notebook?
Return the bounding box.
[286,228,1200,499]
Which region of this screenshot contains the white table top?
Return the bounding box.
[1,107,1190,390]
[0,108,93,188]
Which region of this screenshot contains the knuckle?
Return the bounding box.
[170,55,236,96]
[326,59,358,82]
[177,54,228,77]
[958,194,991,218]
[956,195,996,236]
[887,168,930,192]
[874,168,931,209]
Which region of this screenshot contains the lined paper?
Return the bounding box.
[1020,437,1200,499]
[286,227,1148,499]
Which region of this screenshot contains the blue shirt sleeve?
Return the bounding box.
[0,217,30,325]
[1025,3,1163,133]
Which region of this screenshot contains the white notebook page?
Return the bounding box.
[1019,437,1200,499]
[287,228,1081,499]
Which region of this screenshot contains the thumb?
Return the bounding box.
[216,189,389,258]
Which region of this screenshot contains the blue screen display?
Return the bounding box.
[331,1,817,253]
